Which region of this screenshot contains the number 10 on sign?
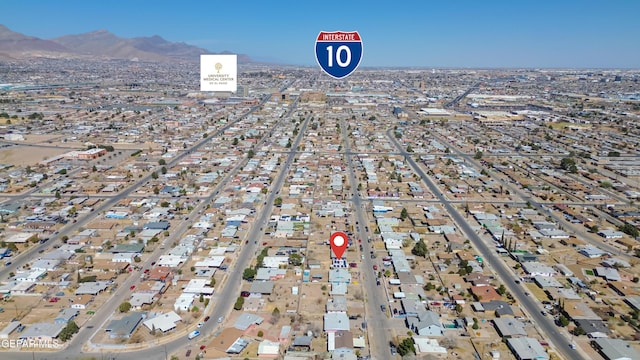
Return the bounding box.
[315,31,363,79]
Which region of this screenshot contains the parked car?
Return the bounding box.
[240,291,250,297]
[185,349,191,357]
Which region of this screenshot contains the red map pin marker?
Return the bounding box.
[330,231,348,259]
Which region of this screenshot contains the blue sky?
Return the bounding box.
[3,0,639,68]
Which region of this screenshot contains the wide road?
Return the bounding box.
[386,130,586,360]
[340,118,393,360]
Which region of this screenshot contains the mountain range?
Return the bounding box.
[0,24,251,63]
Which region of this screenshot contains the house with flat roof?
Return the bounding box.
[258,339,280,358]
[593,338,640,360]
[324,312,350,332]
[105,312,146,338]
[493,318,526,337]
[75,281,109,295]
[0,321,21,339]
[506,337,549,360]
[143,311,182,333]
[54,308,79,324]
[233,313,264,332]
[19,322,66,342]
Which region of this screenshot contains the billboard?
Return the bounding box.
[200,54,237,92]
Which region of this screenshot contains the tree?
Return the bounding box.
[133,255,141,263]
[496,284,507,295]
[400,207,409,220]
[397,338,415,356]
[119,302,132,313]
[618,223,639,238]
[474,151,483,160]
[411,239,428,258]
[274,197,283,207]
[247,149,255,159]
[406,145,413,153]
[560,157,577,173]
[151,171,159,179]
[158,158,166,165]
[288,253,303,266]
[270,307,281,324]
[558,315,570,327]
[242,267,256,281]
[234,296,245,310]
[161,166,167,174]
[199,293,204,303]
[232,138,239,146]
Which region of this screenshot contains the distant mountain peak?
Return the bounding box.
[0,24,254,63]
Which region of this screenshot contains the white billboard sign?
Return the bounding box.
[200,54,237,92]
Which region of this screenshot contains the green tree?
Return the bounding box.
[618,223,639,238]
[411,239,428,258]
[274,197,283,207]
[496,284,507,295]
[400,207,409,220]
[242,267,256,281]
[234,296,245,310]
[397,338,415,356]
[232,138,239,146]
[288,253,303,266]
[119,301,132,313]
[474,151,483,159]
[558,315,570,327]
[560,157,578,173]
[158,158,166,165]
[151,171,159,179]
[247,149,255,159]
[161,166,167,174]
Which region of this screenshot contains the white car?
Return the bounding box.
[197,322,204,328]
[217,317,223,323]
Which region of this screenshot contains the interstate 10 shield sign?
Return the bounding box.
[315,31,363,79]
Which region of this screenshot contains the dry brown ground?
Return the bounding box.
[0,145,69,166]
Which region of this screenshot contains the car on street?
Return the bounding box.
[130,285,135,290]
[185,349,191,357]
[197,322,204,328]
[204,316,210,322]
[390,345,397,355]
[200,345,206,350]
[217,317,223,323]
[372,264,378,270]
[541,310,547,316]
